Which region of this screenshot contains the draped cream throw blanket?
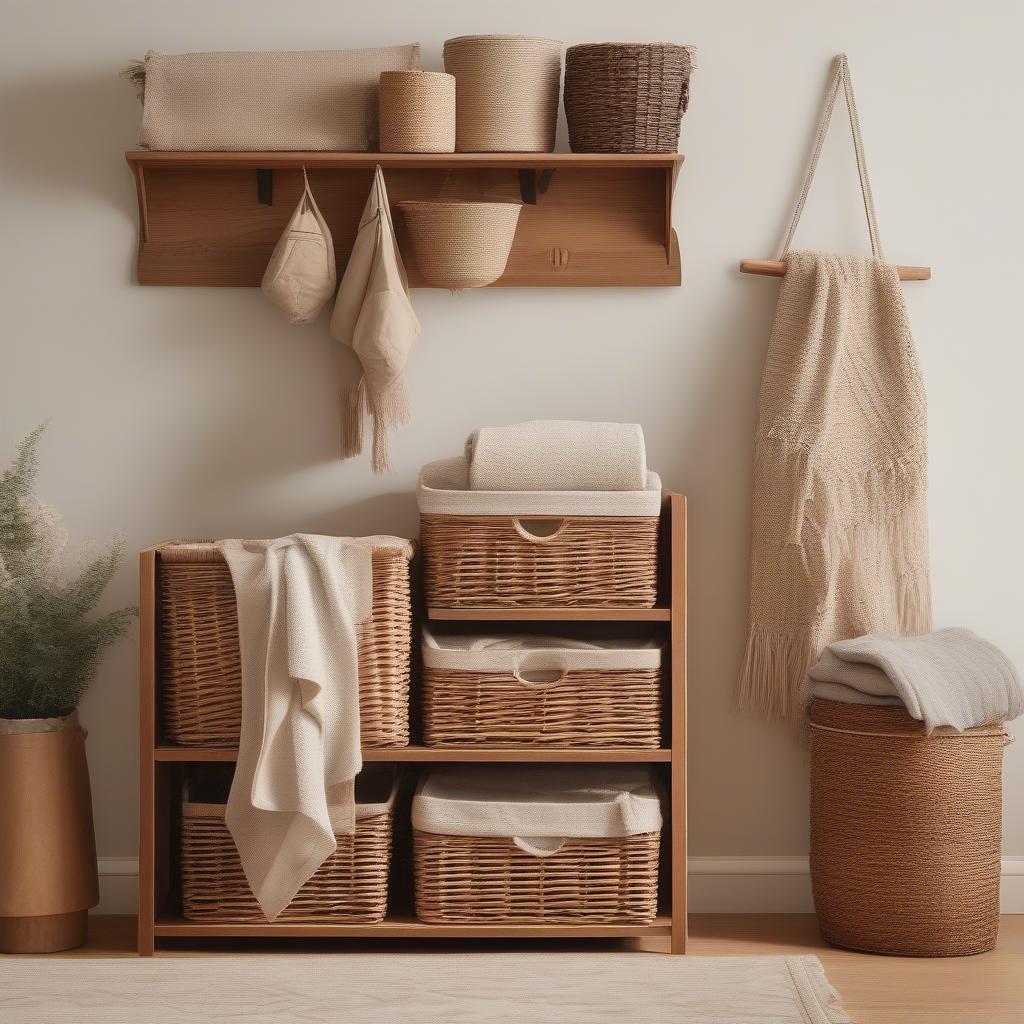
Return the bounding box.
[216,535,408,921]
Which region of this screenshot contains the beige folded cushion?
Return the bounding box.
[139,46,421,151]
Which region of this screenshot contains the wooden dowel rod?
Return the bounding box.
[740,259,931,281]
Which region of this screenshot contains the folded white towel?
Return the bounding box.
[802,628,1023,733]
[466,421,647,492]
[217,535,405,921]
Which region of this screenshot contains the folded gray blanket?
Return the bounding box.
[802,628,1023,733]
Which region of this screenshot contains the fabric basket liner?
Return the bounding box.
[159,538,415,563]
[417,457,662,517]
[412,766,662,839]
[422,630,662,673]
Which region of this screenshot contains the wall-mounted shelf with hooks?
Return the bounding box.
[125,151,684,288]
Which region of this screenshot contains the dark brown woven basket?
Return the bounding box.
[157,541,412,747]
[564,43,694,153]
[810,700,1009,956]
[413,830,660,924]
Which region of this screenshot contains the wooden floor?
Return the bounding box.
[5,914,1022,1024]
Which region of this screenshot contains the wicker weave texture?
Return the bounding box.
[443,35,561,152]
[423,667,662,748]
[420,514,659,608]
[158,546,411,747]
[564,43,693,154]
[413,830,660,924]
[181,806,392,922]
[809,700,1005,956]
[379,70,456,153]
[398,201,521,289]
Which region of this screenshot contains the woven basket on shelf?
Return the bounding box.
[379,70,455,153]
[443,35,561,152]
[180,769,395,922]
[810,699,1009,956]
[564,43,695,153]
[413,832,661,925]
[157,541,412,747]
[420,514,659,608]
[398,201,521,289]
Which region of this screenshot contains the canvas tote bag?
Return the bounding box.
[738,55,931,719]
[261,170,337,325]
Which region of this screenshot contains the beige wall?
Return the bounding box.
[2,0,1021,900]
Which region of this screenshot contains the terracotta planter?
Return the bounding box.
[0,712,98,952]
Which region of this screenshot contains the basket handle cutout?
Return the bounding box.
[512,836,565,857]
[512,666,568,688]
[512,517,569,543]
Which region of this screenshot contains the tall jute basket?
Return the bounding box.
[379,70,455,153]
[809,700,1009,956]
[443,35,561,152]
[564,43,695,153]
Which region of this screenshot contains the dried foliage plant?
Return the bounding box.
[0,426,136,719]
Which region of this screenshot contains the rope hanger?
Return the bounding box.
[740,54,931,282]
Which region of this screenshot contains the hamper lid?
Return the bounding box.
[412,765,662,847]
[422,629,662,673]
[417,456,662,517]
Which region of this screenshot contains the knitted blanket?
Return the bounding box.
[739,252,932,717]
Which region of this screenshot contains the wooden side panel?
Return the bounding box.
[670,494,688,954]
[137,550,157,956]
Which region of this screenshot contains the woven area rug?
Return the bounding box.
[0,953,851,1023]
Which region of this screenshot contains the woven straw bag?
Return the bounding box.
[809,700,1009,956]
[379,71,456,153]
[398,201,521,289]
[443,35,561,152]
[564,43,695,153]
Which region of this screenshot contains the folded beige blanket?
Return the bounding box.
[803,628,1023,732]
[466,421,647,492]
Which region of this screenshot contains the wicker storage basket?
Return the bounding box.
[157,540,413,747]
[422,631,663,748]
[412,767,662,924]
[810,700,1009,956]
[379,70,455,153]
[442,35,561,152]
[398,201,521,289]
[564,43,695,153]
[180,766,396,922]
[417,457,661,608]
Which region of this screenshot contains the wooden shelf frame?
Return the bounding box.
[125,151,684,288]
[138,493,686,954]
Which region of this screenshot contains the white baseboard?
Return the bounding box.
[98,856,1024,916]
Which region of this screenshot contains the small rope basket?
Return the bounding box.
[157,541,412,747]
[379,70,455,153]
[564,43,695,153]
[398,201,521,289]
[443,35,561,152]
[809,700,1009,956]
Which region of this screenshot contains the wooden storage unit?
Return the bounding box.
[138,493,686,954]
[125,152,683,288]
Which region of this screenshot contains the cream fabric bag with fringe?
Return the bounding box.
[331,166,419,472]
[739,56,931,718]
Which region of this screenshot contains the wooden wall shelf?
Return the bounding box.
[125,151,684,288]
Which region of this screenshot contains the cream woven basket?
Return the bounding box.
[399,201,521,289]
[442,35,561,152]
[412,766,662,924]
[180,767,396,922]
[810,699,1008,956]
[422,631,663,748]
[156,541,413,748]
[379,70,455,153]
[417,457,662,608]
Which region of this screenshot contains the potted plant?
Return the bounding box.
[0,426,135,952]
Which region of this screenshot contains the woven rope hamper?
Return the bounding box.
[157,541,412,747]
[809,700,1008,956]
[442,35,561,152]
[379,70,455,153]
[422,632,662,748]
[564,43,694,153]
[180,769,396,922]
[398,201,521,289]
